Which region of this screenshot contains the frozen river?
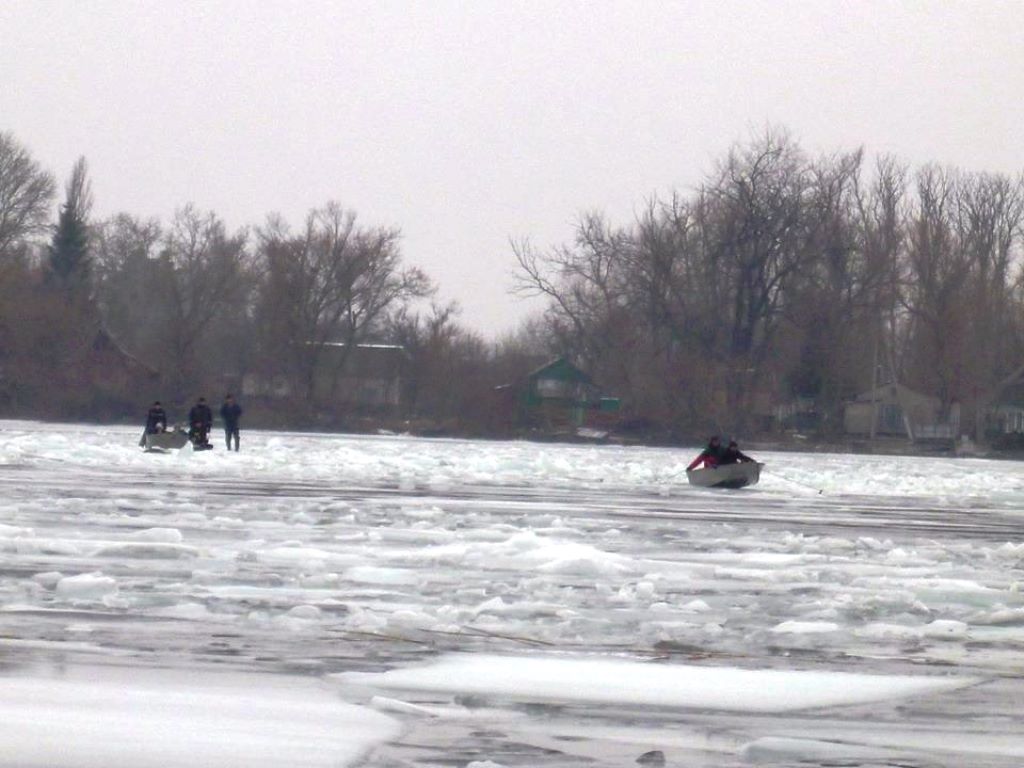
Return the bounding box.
[1,420,1023,766]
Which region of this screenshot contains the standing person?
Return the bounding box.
[140,400,167,447]
[220,393,242,452]
[188,396,213,448]
[687,435,724,471]
[145,401,167,434]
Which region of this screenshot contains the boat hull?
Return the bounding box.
[144,431,190,452]
[687,462,763,489]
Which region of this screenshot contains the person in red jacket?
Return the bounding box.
[687,436,724,470]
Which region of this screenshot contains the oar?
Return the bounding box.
[670,464,697,482]
[763,469,824,495]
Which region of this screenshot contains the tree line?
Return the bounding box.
[2,127,1023,441]
[0,129,531,431]
[515,129,1024,440]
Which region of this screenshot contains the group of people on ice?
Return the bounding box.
[687,435,755,471]
[144,394,242,451]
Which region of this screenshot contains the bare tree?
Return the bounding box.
[512,212,634,361]
[386,301,491,422]
[855,155,908,372]
[255,202,433,406]
[694,130,814,428]
[92,214,165,362]
[511,132,819,434]
[0,131,56,259]
[900,167,975,412]
[161,205,250,397]
[957,172,1024,437]
[512,213,646,406]
[779,151,874,424]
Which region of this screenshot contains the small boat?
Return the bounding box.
[686,462,763,489]
[144,429,190,452]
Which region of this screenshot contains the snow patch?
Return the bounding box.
[55,572,118,601]
[0,669,399,768]
[771,621,840,634]
[334,654,980,713]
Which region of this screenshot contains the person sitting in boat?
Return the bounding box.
[719,439,755,465]
[145,401,167,434]
[687,435,724,470]
[188,396,213,447]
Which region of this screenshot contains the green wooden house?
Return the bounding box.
[496,357,619,432]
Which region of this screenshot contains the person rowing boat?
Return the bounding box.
[687,435,724,470]
[686,437,761,489]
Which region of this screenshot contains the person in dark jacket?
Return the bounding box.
[145,401,167,434]
[687,435,724,470]
[220,393,242,452]
[719,439,755,466]
[188,396,213,447]
[140,401,168,447]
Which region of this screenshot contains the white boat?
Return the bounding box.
[686,462,763,489]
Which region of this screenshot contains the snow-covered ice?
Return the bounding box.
[335,653,979,712]
[1,419,1023,766]
[0,667,398,768]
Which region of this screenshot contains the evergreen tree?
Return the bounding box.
[48,156,93,291]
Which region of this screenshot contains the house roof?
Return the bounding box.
[851,382,937,406]
[527,356,593,384]
[317,344,405,378]
[994,382,1024,408]
[315,342,405,351]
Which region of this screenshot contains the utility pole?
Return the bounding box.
[869,320,879,441]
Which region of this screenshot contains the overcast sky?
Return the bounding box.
[2,1,1022,336]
